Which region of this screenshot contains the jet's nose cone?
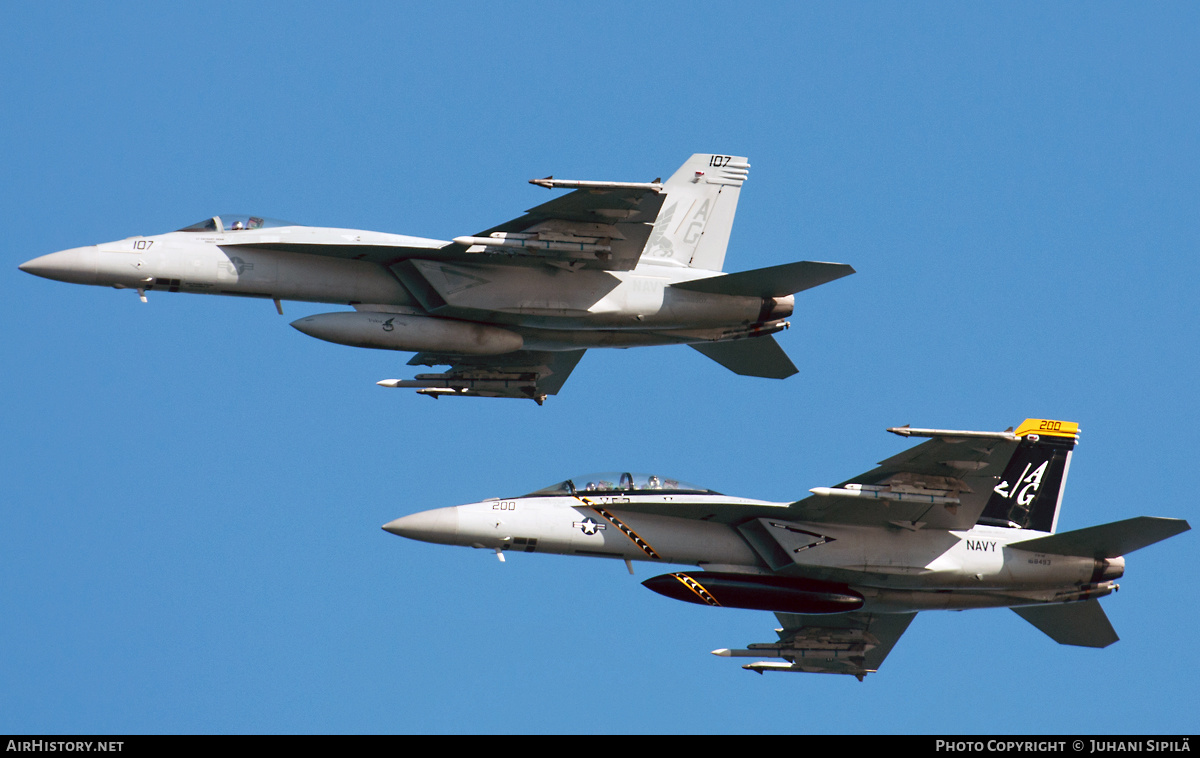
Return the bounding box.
[19,246,99,285]
[383,507,460,545]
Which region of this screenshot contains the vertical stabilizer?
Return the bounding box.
[978,420,1079,533]
[642,153,749,271]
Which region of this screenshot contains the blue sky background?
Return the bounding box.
[3,2,1197,735]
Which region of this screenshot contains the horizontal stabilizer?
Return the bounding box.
[690,337,798,379]
[1010,517,1190,558]
[1012,600,1118,648]
[670,261,855,298]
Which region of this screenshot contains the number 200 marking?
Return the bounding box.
[492,501,517,511]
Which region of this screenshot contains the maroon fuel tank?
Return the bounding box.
[642,571,864,614]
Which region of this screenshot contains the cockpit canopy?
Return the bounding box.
[522,472,721,497]
[177,215,298,233]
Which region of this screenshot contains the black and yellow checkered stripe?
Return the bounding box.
[670,573,721,607]
[574,496,662,560]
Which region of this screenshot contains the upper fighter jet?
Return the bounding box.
[383,419,1189,679]
[19,154,853,403]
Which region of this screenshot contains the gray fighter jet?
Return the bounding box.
[18,154,853,403]
[383,419,1189,679]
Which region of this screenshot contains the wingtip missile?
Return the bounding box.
[528,177,663,192]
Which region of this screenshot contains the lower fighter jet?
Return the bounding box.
[384,419,1189,679]
[18,153,853,403]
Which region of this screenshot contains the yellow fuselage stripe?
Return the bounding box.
[671,573,722,607]
[573,495,662,560]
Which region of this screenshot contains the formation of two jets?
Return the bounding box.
[21,153,849,404]
[22,154,1189,678]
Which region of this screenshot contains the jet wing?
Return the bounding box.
[784,425,1027,531]
[454,182,666,270]
[718,611,917,679]
[587,421,1076,530]
[218,183,665,271]
[377,349,585,404]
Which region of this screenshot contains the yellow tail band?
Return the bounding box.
[1013,419,1080,440]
